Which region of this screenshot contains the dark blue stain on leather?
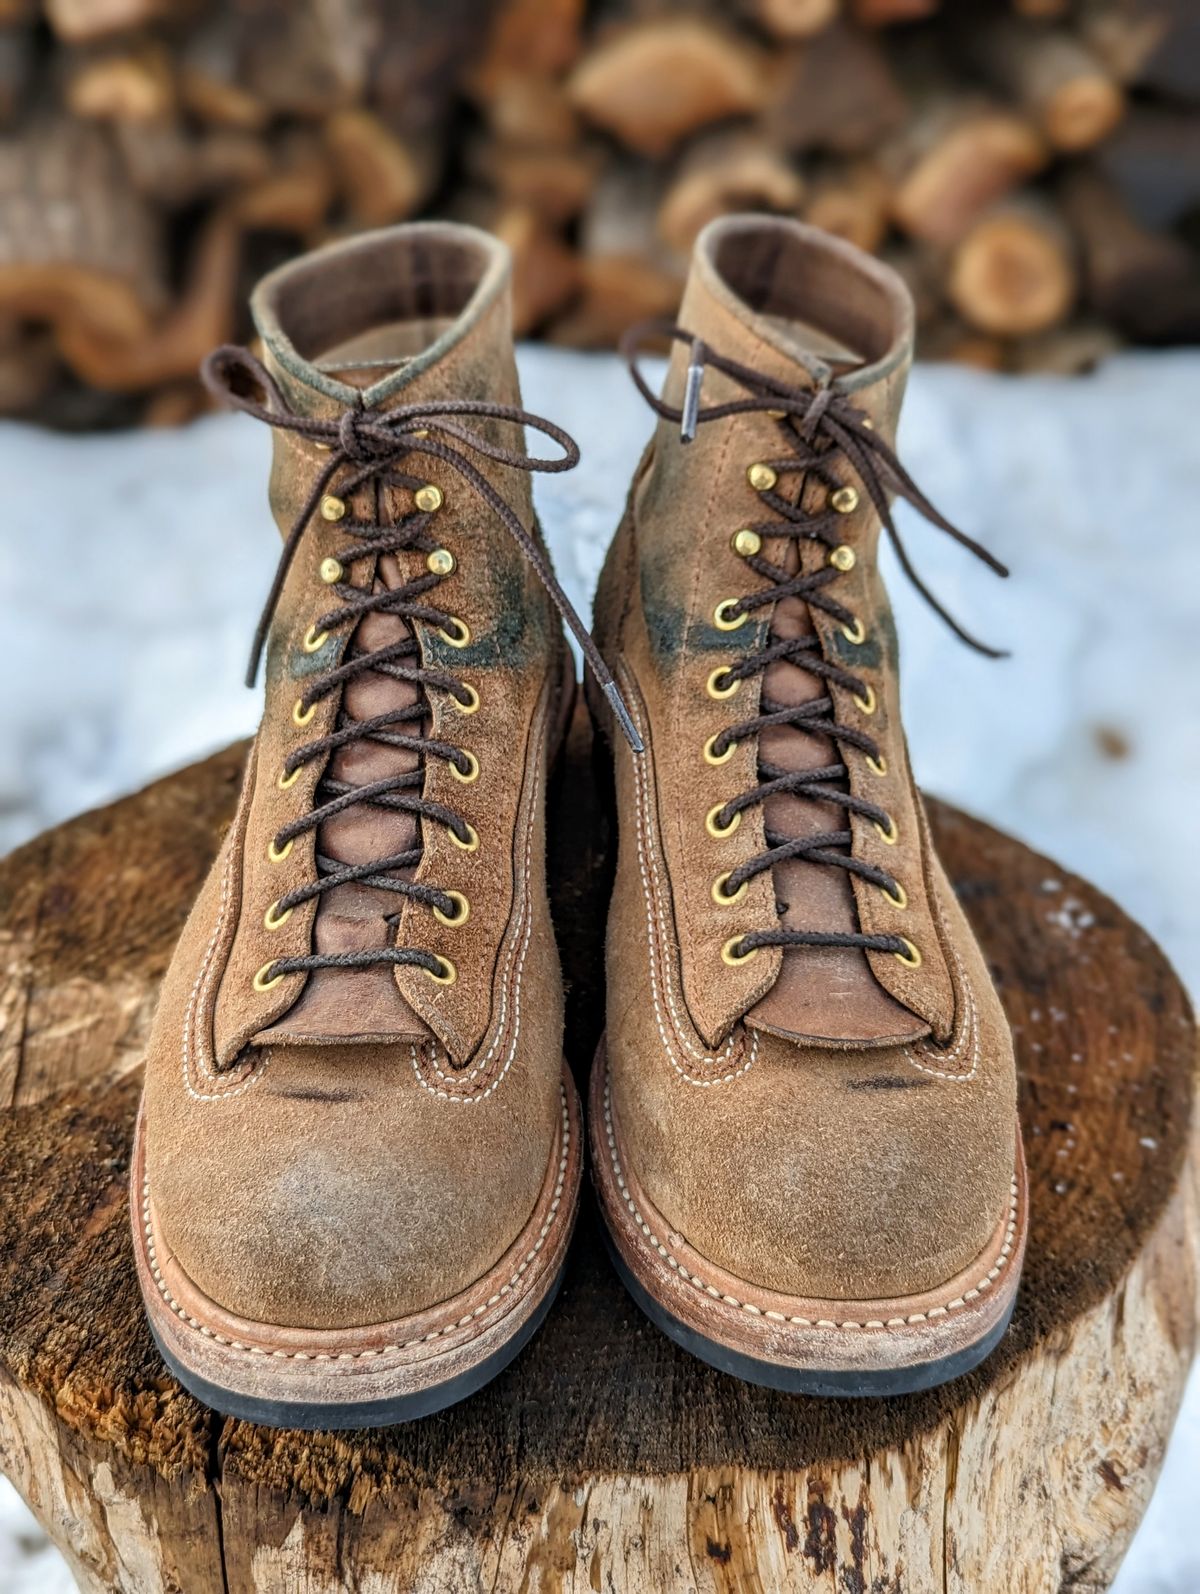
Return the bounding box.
[831,627,882,671]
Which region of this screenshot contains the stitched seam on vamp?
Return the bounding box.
[410,743,544,1100]
[624,673,754,1086]
[143,1088,570,1360]
[182,796,270,1104]
[604,1077,1017,1330]
[901,881,980,1083]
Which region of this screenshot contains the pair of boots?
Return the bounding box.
[132,215,1027,1428]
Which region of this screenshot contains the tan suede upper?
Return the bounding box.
[593,217,1019,1303]
[141,225,571,1330]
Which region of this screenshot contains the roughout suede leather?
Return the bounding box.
[593,216,1018,1302]
[140,224,570,1330]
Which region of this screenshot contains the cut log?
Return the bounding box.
[885,96,1047,245]
[744,0,841,40]
[325,107,436,226]
[0,114,166,355]
[1060,165,1200,342]
[54,205,240,392]
[0,722,1195,1591]
[65,42,176,124]
[803,156,890,252]
[476,73,580,148]
[1078,0,1173,85]
[491,205,581,334]
[947,197,1078,337]
[115,118,270,206]
[471,0,585,99]
[0,319,56,413]
[468,135,597,223]
[657,132,804,255]
[230,131,334,236]
[849,0,940,22]
[1097,107,1200,229]
[1010,0,1071,16]
[569,17,770,157]
[548,252,683,347]
[43,0,184,45]
[0,22,34,128]
[969,18,1126,153]
[1008,316,1123,374]
[177,19,272,132]
[766,20,908,156]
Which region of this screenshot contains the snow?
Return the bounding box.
[1,345,1197,1590]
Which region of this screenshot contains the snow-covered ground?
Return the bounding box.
[1,346,1197,1590]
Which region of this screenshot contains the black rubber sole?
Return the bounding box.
[149,1264,566,1431]
[603,1230,1017,1398]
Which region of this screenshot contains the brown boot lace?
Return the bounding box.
[203,345,641,985]
[622,322,1008,965]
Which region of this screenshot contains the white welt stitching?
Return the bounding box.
[623,675,755,1086]
[143,1088,571,1361]
[604,1077,1017,1330]
[410,746,544,1101]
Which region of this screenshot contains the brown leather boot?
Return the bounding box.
[131,223,613,1427]
[589,216,1028,1395]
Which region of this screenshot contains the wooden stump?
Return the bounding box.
[0,716,1196,1594]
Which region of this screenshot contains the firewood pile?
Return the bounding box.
[0,0,1197,427]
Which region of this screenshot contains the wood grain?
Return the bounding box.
[0,714,1195,1592]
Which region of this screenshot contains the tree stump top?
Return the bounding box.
[0,724,1195,1593]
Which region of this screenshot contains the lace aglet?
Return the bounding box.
[680,340,704,443]
[604,681,644,754]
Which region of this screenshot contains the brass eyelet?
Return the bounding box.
[747,463,777,492]
[706,803,741,839]
[866,753,888,777]
[267,837,293,863]
[447,820,480,852]
[713,598,748,631]
[426,547,455,576]
[433,890,470,927]
[831,485,859,515]
[706,666,740,700]
[415,484,444,513]
[840,616,866,646]
[874,814,899,846]
[302,623,329,653]
[829,544,856,572]
[853,683,877,714]
[894,937,922,969]
[722,935,759,966]
[880,880,907,910]
[450,750,480,784]
[252,961,284,992]
[703,732,736,766]
[425,953,457,985]
[320,494,346,522]
[293,697,316,727]
[712,871,747,906]
[453,682,480,714]
[264,899,293,931]
[278,764,302,790]
[319,556,343,584]
[437,616,470,647]
[732,528,761,557]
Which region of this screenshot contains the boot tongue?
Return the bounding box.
[680,218,925,1046]
[250,225,514,1048]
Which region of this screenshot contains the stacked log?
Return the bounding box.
[0,0,1194,425]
